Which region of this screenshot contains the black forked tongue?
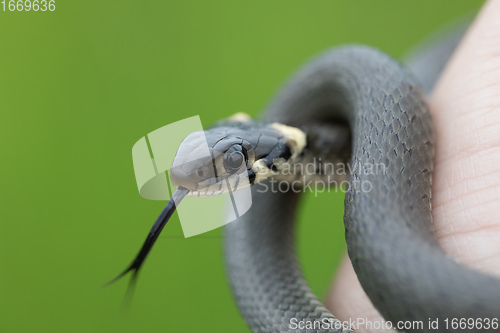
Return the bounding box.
[103,187,189,300]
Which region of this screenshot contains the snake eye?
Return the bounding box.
[223,144,248,173]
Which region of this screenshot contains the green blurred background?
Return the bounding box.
[0,1,484,332]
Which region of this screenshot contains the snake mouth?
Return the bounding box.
[188,171,252,197]
[169,157,252,197]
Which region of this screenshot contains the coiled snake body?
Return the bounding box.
[224,43,500,332]
[111,28,500,333]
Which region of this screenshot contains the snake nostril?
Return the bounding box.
[196,169,204,178]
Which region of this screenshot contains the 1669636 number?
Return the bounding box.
[1,0,55,11]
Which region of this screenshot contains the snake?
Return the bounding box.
[109,23,500,333]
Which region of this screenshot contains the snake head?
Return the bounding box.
[106,116,306,302]
[169,119,307,196]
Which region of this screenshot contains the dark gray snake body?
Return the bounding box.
[111,22,500,333]
[224,38,500,332]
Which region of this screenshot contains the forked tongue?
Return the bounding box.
[103,187,189,306]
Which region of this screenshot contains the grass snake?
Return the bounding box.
[110,24,500,333]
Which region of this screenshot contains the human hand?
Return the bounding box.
[327,1,500,332]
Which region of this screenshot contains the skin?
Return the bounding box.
[327,1,500,332]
